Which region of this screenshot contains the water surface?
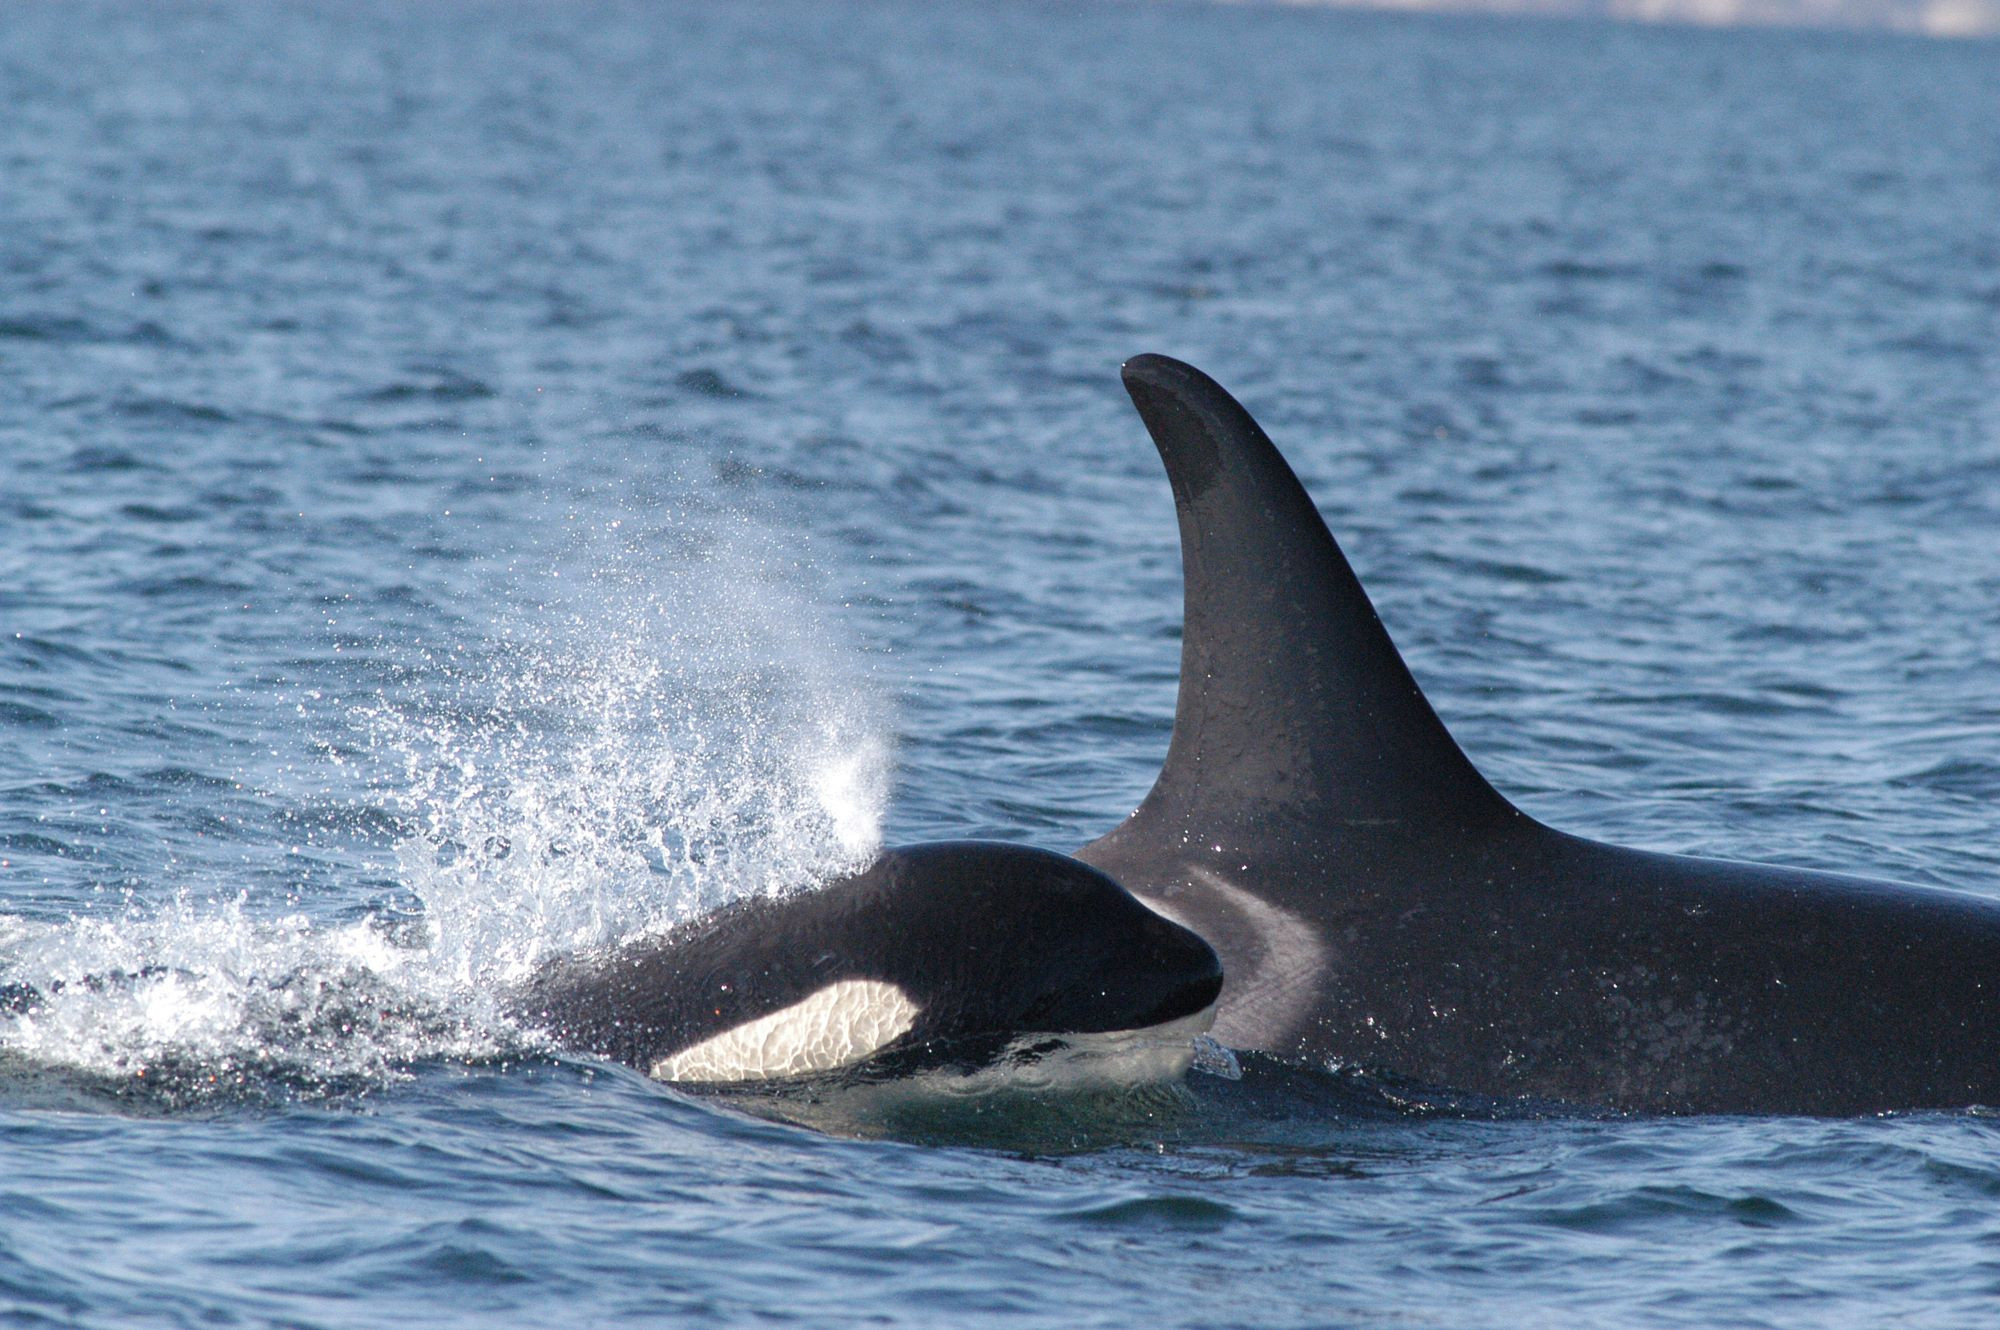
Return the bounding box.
[2,2,1998,1326]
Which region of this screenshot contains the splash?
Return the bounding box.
[368,512,895,994]
[0,503,895,1109]
[0,901,477,1107]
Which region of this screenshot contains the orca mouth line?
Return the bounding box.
[986,1002,1222,1092]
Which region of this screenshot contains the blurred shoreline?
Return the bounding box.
[1212,0,2000,39]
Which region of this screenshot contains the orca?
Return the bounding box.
[518,841,1223,1088]
[1078,353,2000,1116]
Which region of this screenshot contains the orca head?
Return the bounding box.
[644,842,1224,1088]
[861,842,1225,1060]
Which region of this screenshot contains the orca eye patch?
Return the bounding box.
[652,980,922,1084]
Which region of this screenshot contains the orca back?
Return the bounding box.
[1077,354,2000,1114]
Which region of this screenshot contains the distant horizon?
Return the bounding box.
[1203,0,2000,38]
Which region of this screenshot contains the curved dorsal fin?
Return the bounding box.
[1100,354,1515,856]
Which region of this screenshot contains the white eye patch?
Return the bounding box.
[651,980,922,1084]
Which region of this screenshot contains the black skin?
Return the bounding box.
[1077,354,2000,1116]
[517,842,1222,1079]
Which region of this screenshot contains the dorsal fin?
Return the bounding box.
[1099,354,1516,856]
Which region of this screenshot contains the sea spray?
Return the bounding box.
[0,503,894,1105]
[369,510,895,994]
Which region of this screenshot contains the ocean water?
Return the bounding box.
[2,1,1998,1325]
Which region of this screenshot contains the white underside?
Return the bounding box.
[652,979,922,1084]
[933,1002,1221,1096]
[649,977,1221,1090]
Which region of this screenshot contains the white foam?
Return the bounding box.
[0,900,495,1095]
[0,506,896,1104]
[651,979,922,1083]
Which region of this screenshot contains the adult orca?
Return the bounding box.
[1078,353,2000,1116]
[517,841,1223,1088]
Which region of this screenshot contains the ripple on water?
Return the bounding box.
[0,701,62,731]
[1059,1194,1240,1231]
[1525,1184,1805,1235]
[1893,757,2000,801]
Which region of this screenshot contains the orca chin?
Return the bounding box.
[514,841,1223,1089]
[997,1001,1223,1091]
[1078,352,2000,1117]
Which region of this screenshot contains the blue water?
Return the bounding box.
[3,1,1999,1325]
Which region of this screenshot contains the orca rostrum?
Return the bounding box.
[1078,353,2000,1116]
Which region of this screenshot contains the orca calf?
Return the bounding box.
[518,841,1223,1088]
[1079,353,2000,1116]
